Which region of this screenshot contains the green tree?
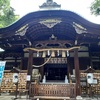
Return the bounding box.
[90,0,100,16]
[0,0,19,28]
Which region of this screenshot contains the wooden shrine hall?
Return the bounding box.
[0,0,100,99]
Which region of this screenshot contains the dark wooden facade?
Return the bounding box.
[0,9,100,98]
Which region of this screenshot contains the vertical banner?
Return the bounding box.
[0,61,6,86]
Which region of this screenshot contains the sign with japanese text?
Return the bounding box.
[0,61,6,86]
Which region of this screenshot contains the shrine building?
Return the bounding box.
[0,0,100,99]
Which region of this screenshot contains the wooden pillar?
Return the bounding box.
[15,82,18,99]
[27,50,33,90]
[40,58,45,81]
[40,66,44,81]
[67,57,71,80]
[88,47,93,67]
[74,48,81,96]
[15,57,17,67]
[19,57,23,70]
[20,53,24,70]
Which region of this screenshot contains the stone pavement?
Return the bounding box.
[0,95,100,100]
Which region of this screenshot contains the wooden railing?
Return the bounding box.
[29,83,76,98]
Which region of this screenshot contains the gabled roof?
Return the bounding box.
[84,67,95,73]
[10,67,21,73]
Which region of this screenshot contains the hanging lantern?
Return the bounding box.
[42,51,46,58]
[57,50,60,56]
[47,50,50,56]
[37,52,39,57]
[67,50,69,57]
[62,51,66,57]
[51,51,55,57]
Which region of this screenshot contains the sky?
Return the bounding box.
[10,0,100,24]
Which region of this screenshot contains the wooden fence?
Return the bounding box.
[29,83,76,99]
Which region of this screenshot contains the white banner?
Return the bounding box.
[0,61,6,86]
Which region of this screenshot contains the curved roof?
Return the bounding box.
[0,10,100,52]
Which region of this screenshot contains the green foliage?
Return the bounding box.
[90,0,100,16]
[0,0,19,28]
